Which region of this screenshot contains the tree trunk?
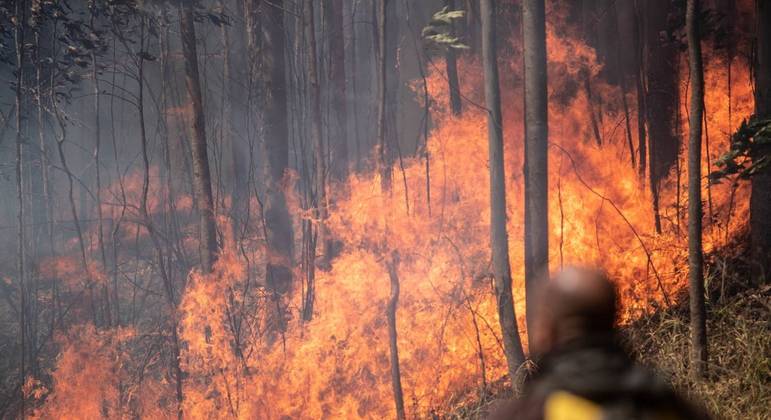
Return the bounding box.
[385,0,400,189]
[479,0,526,384]
[644,0,680,233]
[221,0,249,235]
[35,31,58,331]
[523,0,549,347]
[633,0,647,180]
[376,0,404,410]
[325,0,349,180]
[445,0,463,116]
[178,0,218,273]
[91,4,111,327]
[752,0,771,282]
[465,0,481,53]
[386,251,406,419]
[14,1,27,416]
[376,0,391,191]
[616,0,648,175]
[257,0,295,310]
[686,0,707,379]
[350,0,362,171]
[306,0,331,271]
[611,0,637,169]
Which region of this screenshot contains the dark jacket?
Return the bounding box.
[491,335,708,420]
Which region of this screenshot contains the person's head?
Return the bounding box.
[530,266,617,356]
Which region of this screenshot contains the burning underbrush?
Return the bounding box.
[442,239,771,419]
[25,10,756,420]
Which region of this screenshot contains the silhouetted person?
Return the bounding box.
[492,267,708,420]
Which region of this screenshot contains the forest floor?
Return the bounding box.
[446,245,771,419]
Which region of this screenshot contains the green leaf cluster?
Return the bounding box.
[421,6,468,51]
[710,116,771,184]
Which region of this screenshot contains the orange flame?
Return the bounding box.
[32,9,753,419]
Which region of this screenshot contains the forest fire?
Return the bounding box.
[1,0,767,419]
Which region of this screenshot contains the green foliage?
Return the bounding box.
[422,6,468,51]
[710,116,771,184]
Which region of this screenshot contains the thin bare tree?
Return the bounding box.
[523,0,549,345]
[386,251,405,419]
[686,0,707,379]
[376,0,391,191]
[305,0,331,272]
[255,0,295,326]
[480,0,526,385]
[644,0,680,233]
[325,0,350,180]
[14,1,27,416]
[178,0,219,273]
[445,0,462,115]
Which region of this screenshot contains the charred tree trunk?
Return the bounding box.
[350,0,362,171]
[445,0,463,116]
[35,31,58,331]
[686,0,707,379]
[376,0,404,413]
[325,0,349,180]
[386,251,405,419]
[479,0,526,384]
[465,0,481,53]
[523,0,549,346]
[306,0,330,271]
[257,0,295,315]
[633,0,648,180]
[90,2,111,327]
[14,1,27,415]
[644,0,680,233]
[385,0,400,189]
[752,0,771,282]
[376,0,391,191]
[610,2,639,169]
[178,0,219,273]
[221,0,249,235]
[616,0,645,171]
[300,0,328,321]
